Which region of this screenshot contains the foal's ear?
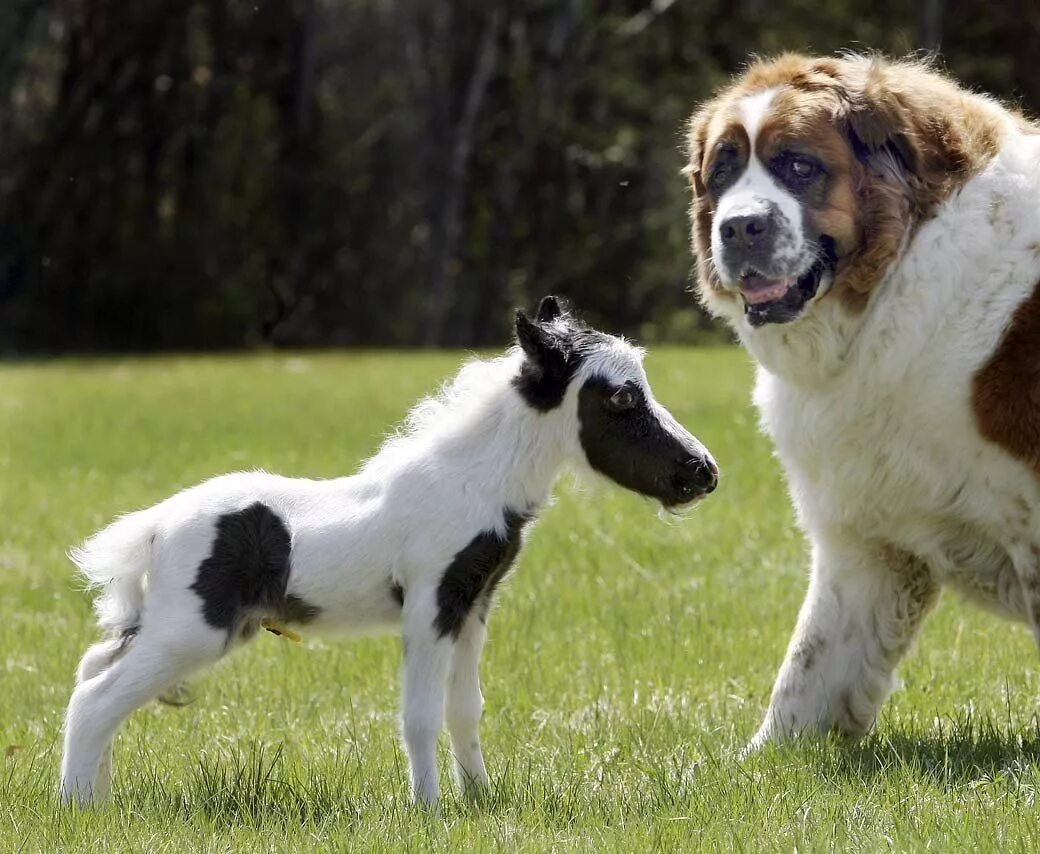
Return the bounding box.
[515,310,560,365]
[535,295,564,324]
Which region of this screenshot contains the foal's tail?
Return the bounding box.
[69,506,160,634]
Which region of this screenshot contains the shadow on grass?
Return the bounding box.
[819,713,1040,787]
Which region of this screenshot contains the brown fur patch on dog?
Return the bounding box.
[973,280,1040,470]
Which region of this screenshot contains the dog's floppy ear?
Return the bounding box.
[682,108,710,195]
[833,58,982,217]
[535,295,564,324]
[682,106,724,295]
[842,88,921,176]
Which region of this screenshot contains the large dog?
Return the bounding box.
[685,53,1040,750]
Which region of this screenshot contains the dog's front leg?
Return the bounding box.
[1004,541,1040,649]
[745,536,938,755]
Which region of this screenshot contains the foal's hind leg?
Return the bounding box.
[446,614,490,796]
[60,625,226,805]
[76,637,127,684]
[72,635,134,800]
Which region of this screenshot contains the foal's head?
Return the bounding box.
[513,296,718,509]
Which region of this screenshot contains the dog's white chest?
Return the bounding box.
[757,355,1040,620]
[758,363,965,527]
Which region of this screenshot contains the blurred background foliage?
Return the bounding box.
[0,0,1037,352]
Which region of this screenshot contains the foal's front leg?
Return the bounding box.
[401,593,453,806]
[446,614,490,796]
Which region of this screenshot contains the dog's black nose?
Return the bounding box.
[720,212,773,249]
[673,456,719,499]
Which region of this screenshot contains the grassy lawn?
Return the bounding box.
[2,347,1040,852]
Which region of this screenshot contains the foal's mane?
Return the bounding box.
[363,310,638,471]
[404,350,524,436]
[364,348,527,468]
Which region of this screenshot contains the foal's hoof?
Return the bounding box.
[456,774,491,805]
[410,797,442,818]
[59,781,101,808]
[158,681,197,707]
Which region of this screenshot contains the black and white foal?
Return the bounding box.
[60,296,718,807]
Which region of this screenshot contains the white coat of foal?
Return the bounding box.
[60,296,718,807]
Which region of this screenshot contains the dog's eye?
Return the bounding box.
[707,166,729,191]
[606,386,637,412]
[787,155,817,181]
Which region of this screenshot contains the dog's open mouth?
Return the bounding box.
[738,238,836,327]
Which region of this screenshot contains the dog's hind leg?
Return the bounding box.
[60,623,226,806]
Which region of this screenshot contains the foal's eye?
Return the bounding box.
[606,386,637,412]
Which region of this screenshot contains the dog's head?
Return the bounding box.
[685,54,1000,334]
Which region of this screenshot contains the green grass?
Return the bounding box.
[2,348,1040,852]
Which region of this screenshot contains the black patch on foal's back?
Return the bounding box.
[434,509,529,639]
[190,502,320,635]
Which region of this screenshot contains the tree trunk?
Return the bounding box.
[422,8,502,346]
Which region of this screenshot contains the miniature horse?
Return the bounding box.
[60,296,718,807]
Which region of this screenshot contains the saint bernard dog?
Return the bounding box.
[684,53,1040,751]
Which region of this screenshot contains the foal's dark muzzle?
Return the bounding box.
[667,455,718,506]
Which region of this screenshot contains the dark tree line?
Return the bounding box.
[1,0,1037,352]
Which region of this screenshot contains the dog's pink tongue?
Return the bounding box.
[740,275,794,305]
